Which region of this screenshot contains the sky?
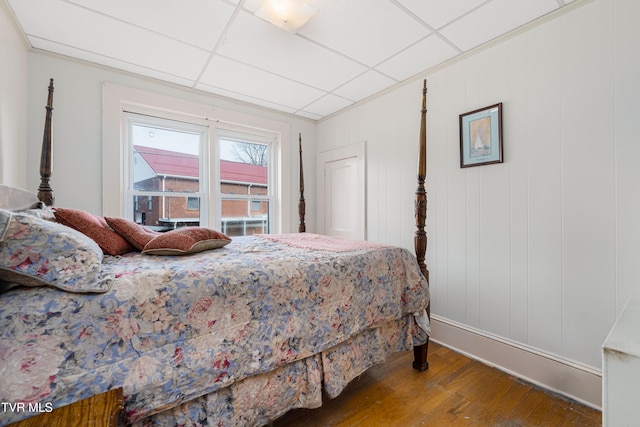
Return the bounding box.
[132,123,238,161]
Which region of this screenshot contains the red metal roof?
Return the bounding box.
[219,159,267,185]
[135,145,199,177]
[134,145,267,184]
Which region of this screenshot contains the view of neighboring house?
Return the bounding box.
[133,145,268,235]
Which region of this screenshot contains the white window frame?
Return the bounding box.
[123,112,209,227]
[101,83,291,233]
[215,126,275,233]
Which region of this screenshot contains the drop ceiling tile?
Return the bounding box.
[218,11,366,91]
[397,0,486,29]
[196,83,299,114]
[294,110,323,121]
[333,71,397,102]
[9,0,210,80]
[240,0,263,13]
[297,0,430,66]
[199,55,326,110]
[301,93,353,117]
[66,0,236,50]
[440,0,559,52]
[7,0,577,120]
[376,35,459,81]
[28,36,197,88]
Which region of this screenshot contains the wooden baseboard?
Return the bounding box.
[430,315,602,410]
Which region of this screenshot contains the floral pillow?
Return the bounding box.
[104,216,160,251]
[54,207,134,255]
[0,209,114,293]
[142,227,232,255]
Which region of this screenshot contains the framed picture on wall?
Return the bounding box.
[459,103,503,168]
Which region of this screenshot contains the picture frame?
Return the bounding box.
[459,103,503,168]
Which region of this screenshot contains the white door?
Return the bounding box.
[317,142,365,240]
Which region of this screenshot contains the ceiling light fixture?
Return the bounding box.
[255,0,318,33]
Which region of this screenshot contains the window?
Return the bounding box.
[102,83,291,233]
[218,134,271,236]
[187,197,199,210]
[124,113,205,231]
[123,111,277,235]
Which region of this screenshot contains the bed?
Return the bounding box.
[0,79,430,426]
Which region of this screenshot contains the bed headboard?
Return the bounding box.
[37,78,55,207]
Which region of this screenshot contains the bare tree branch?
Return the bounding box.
[231,142,268,166]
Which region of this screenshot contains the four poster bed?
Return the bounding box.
[0,79,430,426]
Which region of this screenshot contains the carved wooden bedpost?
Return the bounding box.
[37,78,55,206]
[413,79,430,372]
[298,133,306,233]
[415,79,428,282]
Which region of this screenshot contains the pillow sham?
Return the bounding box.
[0,184,40,211]
[142,227,232,255]
[0,209,114,293]
[54,207,134,255]
[105,216,159,251]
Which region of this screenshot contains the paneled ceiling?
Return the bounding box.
[6,0,577,120]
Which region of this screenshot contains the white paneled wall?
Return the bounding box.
[318,0,640,371]
[0,4,28,187]
[615,0,640,307]
[560,1,617,365]
[525,18,563,356]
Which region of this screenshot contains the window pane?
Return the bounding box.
[221,198,269,236]
[219,139,268,194]
[132,195,200,232]
[132,124,200,193]
[187,197,200,210]
[219,138,270,235]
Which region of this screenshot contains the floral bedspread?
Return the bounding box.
[0,234,428,425]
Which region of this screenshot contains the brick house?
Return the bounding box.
[133,145,268,235]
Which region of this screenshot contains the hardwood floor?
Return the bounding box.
[272,342,602,427]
